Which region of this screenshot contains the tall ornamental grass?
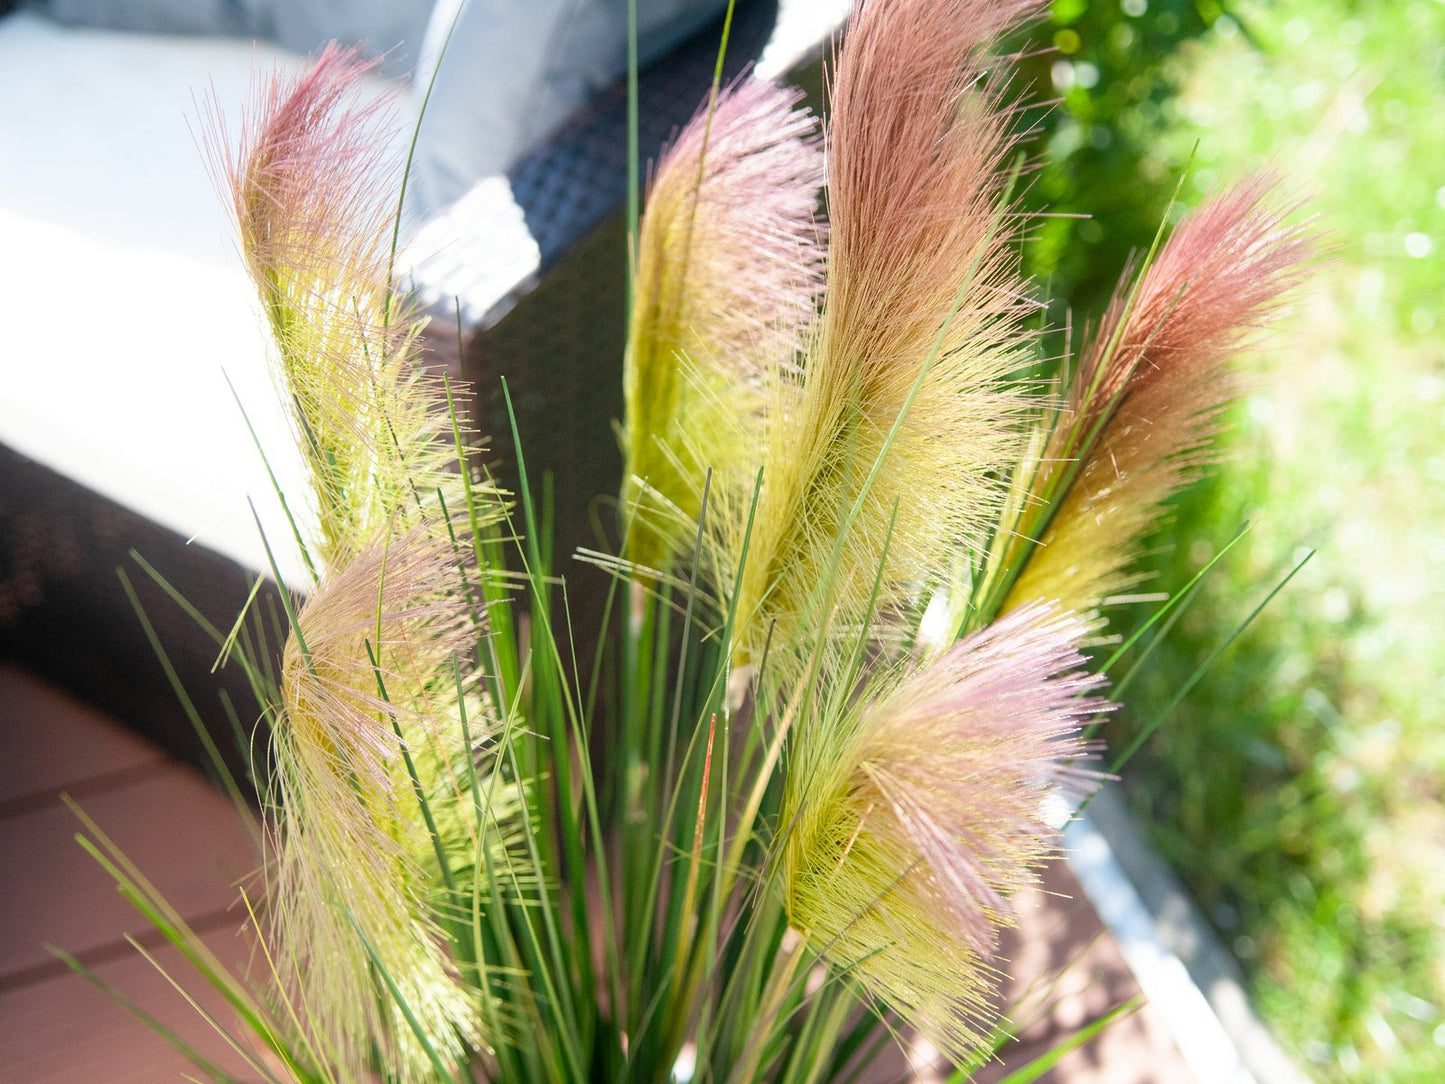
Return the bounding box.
[68,1,1311,1080]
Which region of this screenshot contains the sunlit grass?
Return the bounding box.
[1105,1,1445,1079]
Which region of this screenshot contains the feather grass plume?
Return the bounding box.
[780,604,1106,1063]
[215,44,480,570]
[213,47,514,1078]
[1002,176,1312,617]
[722,0,1045,667]
[81,2,1320,1080]
[272,527,488,1078]
[622,76,824,576]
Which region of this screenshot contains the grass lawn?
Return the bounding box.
[1090,1,1445,1079]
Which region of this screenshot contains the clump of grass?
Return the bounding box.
[64,2,1317,1080]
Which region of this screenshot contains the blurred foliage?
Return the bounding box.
[1015,1,1445,1080]
[1013,0,1235,318]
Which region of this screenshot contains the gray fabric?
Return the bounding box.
[409,0,725,217]
[22,0,261,37]
[24,0,733,218]
[265,0,435,75]
[23,0,433,73]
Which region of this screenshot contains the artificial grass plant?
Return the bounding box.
[69,0,1311,1080]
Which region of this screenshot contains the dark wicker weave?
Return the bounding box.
[0,0,836,777]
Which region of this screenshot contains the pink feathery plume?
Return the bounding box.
[272,524,485,1076]
[1073,173,1311,432]
[783,604,1107,1062]
[623,76,824,570]
[211,45,487,570]
[1008,175,1313,614]
[636,76,824,376]
[280,526,477,779]
[822,0,1044,379]
[730,0,1047,665]
[222,43,400,305]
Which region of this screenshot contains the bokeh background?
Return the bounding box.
[1017,2,1444,1080]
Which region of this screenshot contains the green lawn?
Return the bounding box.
[1081,1,1445,1079]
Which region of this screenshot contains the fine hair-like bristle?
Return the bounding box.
[1008,175,1313,614]
[214,44,488,570]
[623,76,825,574]
[781,603,1107,1063]
[723,0,1048,669]
[269,527,487,1079]
[212,47,512,1078]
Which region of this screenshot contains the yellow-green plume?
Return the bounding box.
[780,603,1105,1063]
[1006,176,1312,615]
[218,44,479,569]
[724,0,1045,667]
[214,47,519,1078]
[622,76,824,575]
[270,526,489,1079]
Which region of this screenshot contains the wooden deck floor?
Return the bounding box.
[0,663,261,1082]
[0,662,1192,1083]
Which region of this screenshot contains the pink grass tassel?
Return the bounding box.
[783,604,1107,1062]
[623,76,824,573]
[1009,176,1313,614]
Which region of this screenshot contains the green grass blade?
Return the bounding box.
[49,947,264,1084]
[116,568,252,819]
[224,371,319,586]
[1107,546,1315,777]
[1095,520,1254,679]
[986,997,1143,1084]
[64,800,315,1080]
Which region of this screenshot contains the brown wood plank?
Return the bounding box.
[0,664,165,811]
[1,765,259,983]
[0,926,268,1084]
[977,861,1194,1083]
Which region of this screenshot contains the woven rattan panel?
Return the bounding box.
[0,446,274,790]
